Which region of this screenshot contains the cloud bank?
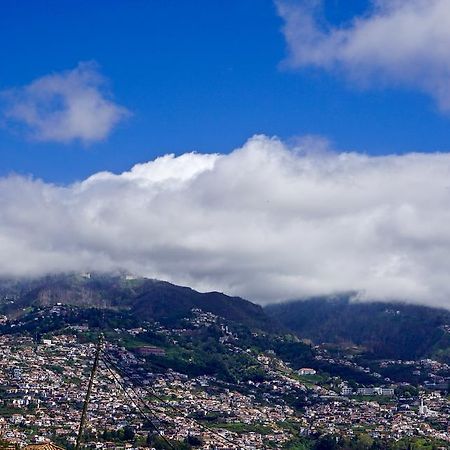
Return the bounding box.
[1,62,129,143]
[1,135,450,307]
[276,0,450,111]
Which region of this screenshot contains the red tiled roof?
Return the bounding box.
[23,444,65,450]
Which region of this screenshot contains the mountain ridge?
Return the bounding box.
[0,273,276,332]
[2,274,450,362]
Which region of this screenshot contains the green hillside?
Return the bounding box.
[265,296,450,362]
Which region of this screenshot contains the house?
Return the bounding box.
[23,443,65,450]
[298,368,316,376]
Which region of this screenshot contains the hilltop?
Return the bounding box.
[0,273,275,332]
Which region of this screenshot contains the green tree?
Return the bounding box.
[355,433,374,450]
[122,425,135,441]
[313,435,339,450]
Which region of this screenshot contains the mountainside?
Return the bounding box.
[265,296,450,362]
[4,274,450,363]
[129,280,275,330]
[0,273,274,332]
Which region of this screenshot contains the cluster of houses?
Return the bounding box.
[0,306,448,448]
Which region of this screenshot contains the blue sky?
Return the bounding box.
[2,0,450,183]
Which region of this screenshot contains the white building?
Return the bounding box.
[341,387,353,396]
[298,368,317,376]
[419,398,428,416]
[380,388,395,396]
[357,387,395,396]
[357,387,374,396]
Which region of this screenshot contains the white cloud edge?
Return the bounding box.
[276,0,450,111]
[1,134,450,308]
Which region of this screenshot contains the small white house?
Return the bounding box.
[298,368,317,376]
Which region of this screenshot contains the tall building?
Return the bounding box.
[419,398,428,416]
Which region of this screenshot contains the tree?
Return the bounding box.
[186,434,203,447]
[122,425,135,442]
[313,435,339,450]
[355,433,374,450]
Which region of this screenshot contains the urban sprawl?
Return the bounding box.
[0,308,449,449]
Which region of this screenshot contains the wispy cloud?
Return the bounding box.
[1,135,450,308]
[1,61,129,143]
[276,0,450,111]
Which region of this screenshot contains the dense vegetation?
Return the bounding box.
[284,434,449,450]
[266,296,450,362]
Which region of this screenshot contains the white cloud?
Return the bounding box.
[1,62,129,143]
[1,135,450,308]
[276,0,450,110]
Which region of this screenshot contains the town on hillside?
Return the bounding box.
[0,304,448,450]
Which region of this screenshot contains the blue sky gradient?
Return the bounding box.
[1,0,450,183]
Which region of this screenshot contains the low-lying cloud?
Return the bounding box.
[1,135,450,308]
[1,61,129,143]
[276,0,450,111]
